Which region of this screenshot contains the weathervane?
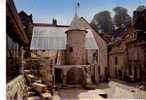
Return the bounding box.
[75,0,80,16]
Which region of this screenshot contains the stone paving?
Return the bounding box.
[52,84,109,100]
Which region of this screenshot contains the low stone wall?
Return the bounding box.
[7,75,27,100]
[109,80,146,99]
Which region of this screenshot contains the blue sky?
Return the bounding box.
[14,0,146,25]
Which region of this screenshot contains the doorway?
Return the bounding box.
[55,68,63,84]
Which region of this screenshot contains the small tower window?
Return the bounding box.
[69,47,73,52]
[115,56,118,65]
[42,50,45,52]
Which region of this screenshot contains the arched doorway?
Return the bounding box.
[66,67,84,84]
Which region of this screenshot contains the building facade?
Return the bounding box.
[108,8,146,83]
[6,0,29,82]
[30,15,108,85]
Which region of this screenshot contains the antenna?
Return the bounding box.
[75,0,80,16]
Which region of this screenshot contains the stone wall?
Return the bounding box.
[66,30,86,65]
[80,18,108,80]
[31,50,66,65]
[109,81,146,99]
[108,42,126,79]
[7,75,27,100]
[109,53,125,78]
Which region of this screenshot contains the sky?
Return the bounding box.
[14,0,146,25]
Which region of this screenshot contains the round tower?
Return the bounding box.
[65,15,87,65]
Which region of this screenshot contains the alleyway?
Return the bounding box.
[52,84,109,100]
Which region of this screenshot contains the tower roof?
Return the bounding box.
[66,15,86,32]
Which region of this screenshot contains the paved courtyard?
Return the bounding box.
[52,84,109,100]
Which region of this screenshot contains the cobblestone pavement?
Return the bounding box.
[52,83,109,100]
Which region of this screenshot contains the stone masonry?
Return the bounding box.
[66,30,87,65]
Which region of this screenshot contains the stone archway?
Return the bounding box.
[66,67,84,84]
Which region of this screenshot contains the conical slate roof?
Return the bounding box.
[66,14,86,32]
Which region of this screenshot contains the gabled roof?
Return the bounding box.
[34,23,69,27]
[80,17,107,49]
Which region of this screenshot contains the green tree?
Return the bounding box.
[90,11,113,35]
[113,6,132,28]
[136,5,145,11]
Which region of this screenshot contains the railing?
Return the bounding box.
[6,75,27,100]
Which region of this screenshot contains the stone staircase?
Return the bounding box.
[27,86,52,100]
[25,74,53,100]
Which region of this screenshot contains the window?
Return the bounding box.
[115,56,118,65]
[42,50,45,52]
[69,46,73,52]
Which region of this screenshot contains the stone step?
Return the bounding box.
[84,84,97,89]
[61,84,82,89]
[32,82,47,93]
[27,96,41,100]
[41,92,52,100]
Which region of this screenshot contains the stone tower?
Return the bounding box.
[65,15,87,65]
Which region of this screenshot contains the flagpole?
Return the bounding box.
[74,1,80,16]
[75,2,77,16]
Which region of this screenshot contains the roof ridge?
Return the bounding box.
[33,23,69,27]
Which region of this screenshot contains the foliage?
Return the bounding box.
[91,11,113,35]
[136,5,145,11]
[90,6,133,36]
[113,6,132,28]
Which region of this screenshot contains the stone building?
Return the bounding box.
[30,15,108,86]
[108,25,135,79]
[19,11,33,42]
[65,15,87,65]
[108,8,146,83]
[108,40,125,79]
[125,8,146,83]
[6,0,30,99]
[6,0,30,82]
[19,11,33,58]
